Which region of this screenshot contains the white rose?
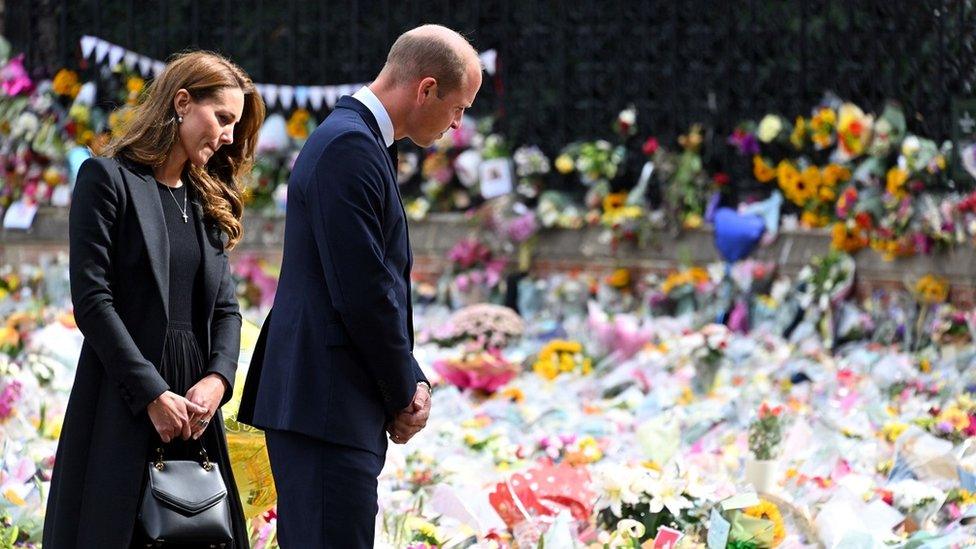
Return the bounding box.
[757,114,783,143]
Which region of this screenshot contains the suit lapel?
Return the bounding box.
[126,165,170,321]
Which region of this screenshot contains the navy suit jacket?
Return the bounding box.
[245,96,426,455]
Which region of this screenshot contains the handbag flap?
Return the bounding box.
[148,461,227,514]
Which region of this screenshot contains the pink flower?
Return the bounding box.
[0,380,23,421]
[0,54,33,96]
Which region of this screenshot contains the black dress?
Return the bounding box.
[130,181,248,548]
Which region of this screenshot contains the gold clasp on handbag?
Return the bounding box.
[153,447,165,471]
[199,448,213,471]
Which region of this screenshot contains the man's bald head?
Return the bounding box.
[380,24,480,96]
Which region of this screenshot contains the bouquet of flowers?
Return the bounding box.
[531,339,593,380]
[232,254,279,311]
[431,303,524,351]
[688,324,731,394]
[512,144,550,201]
[657,266,715,317]
[592,462,710,544]
[445,237,507,307]
[431,347,519,393]
[914,394,976,445]
[749,403,786,460]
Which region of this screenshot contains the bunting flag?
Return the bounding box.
[78,35,498,111]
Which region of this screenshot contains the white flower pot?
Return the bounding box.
[744,457,778,493]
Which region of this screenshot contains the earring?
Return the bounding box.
[177,115,183,124]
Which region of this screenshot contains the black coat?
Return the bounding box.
[43,157,248,548]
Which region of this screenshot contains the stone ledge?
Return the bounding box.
[3,209,975,292]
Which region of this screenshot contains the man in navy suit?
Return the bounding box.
[243,25,482,547]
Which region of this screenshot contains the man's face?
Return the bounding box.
[410,64,482,148]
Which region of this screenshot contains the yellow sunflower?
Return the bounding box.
[744,499,786,547]
[886,167,909,199]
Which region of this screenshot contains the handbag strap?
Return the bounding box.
[152,440,214,472]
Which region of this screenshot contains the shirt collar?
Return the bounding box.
[351,86,395,147]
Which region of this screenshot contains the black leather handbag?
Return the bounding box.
[138,445,233,547]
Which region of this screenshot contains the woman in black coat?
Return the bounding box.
[43,51,265,548]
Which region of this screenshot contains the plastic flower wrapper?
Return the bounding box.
[585,302,655,361]
[512,145,550,201]
[834,102,874,162]
[432,347,520,393]
[866,102,907,158]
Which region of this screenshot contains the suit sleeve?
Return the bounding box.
[207,257,241,406]
[69,158,170,415]
[305,131,417,416]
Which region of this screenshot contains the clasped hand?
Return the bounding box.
[146,374,226,442]
[386,383,431,445]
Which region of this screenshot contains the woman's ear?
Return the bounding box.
[173,89,191,116]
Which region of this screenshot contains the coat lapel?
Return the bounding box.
[125,164,170,321]
[192,198,225,321]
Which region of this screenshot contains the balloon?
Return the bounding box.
[713,207,765,263]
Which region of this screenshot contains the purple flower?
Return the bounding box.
[506,213,538,243]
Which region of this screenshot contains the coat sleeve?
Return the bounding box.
[207,256,242,406]
[305,131,417,416]
[69,158,170,415]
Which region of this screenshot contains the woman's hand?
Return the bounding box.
[185,374,227,439]
[147,391,208,442]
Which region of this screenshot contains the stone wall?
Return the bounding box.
[4,208,976,305]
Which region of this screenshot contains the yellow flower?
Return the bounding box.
[533,358,559,380]
[790,116,806,149]
[817,184,837,202]
[683,213,703,229]
[801,210,829,228]
[915,274,949,304]
[52,69,81,98]
[0,326,19,349]
[810,107,837,149]
[800,166,821,189]
[744,499,786,546]
[606,268,631,288]
[753,155,776,183]
[886,167,909,199]
[777,160,814,206]
[937,407,971,431]
[498,387,524,403]
[881,422,909,442]
[286,109,311,140]
[831,222,867,253]
[555,154,574,174]
[126,76,145,95]
[3,488,26,507]
[822,164,851,187]
[602,192,627,213]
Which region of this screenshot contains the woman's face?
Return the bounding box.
[174,87,245,168]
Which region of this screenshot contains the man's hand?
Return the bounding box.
[387,383,431,444]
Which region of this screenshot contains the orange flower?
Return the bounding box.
[753,155,776,183]
[831,222,868,253]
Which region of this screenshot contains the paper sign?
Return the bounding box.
[653,526,684,549]
[479,157,513,199]
[720,492,760,511]
[51,185,72,208]
[706,508,731,549]
[3,200,38,230]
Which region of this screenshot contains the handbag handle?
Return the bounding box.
[152,442,214,472]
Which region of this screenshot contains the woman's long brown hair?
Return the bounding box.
[105,51,265,250]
